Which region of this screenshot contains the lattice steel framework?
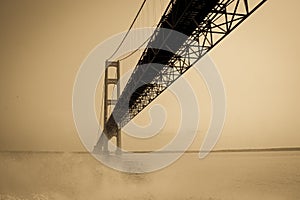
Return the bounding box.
[95,0,266,150]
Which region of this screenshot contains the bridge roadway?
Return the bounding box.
[94,0,267,150]
[104,0,220,137]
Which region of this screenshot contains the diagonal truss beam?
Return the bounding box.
[103,0,267,138]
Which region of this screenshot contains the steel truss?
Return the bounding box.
[100,0,266,140]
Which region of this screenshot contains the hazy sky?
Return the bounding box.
[0,0,299,151]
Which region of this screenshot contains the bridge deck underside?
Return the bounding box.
[102,0,266,138]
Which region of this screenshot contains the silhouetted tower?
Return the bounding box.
[94,60,121,153]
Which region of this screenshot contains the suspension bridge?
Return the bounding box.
[93,0,266,153]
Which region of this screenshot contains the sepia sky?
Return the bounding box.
[0,0,300,152]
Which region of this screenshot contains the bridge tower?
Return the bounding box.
[94,60,121,154]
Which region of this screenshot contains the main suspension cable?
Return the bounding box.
[107,0,147,61]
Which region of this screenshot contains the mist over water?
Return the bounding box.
[0,151,299,200]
